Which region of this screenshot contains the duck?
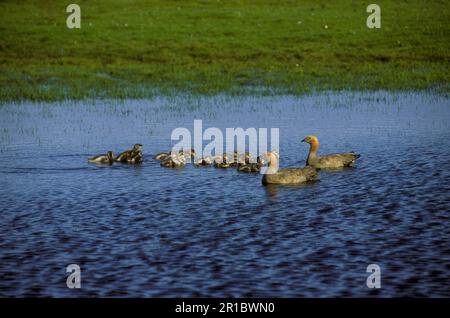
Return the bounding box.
[261,151,318,185]
[160,153,186,168]
[302,135,360,169]
[115,144,143,163]
[88,151,114,165]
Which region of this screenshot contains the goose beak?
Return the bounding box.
[301,138,306,142]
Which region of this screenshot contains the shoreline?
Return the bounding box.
[0,87,449,104]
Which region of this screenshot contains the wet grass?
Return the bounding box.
[0,0,449,101]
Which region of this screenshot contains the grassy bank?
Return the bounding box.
[0,0,449,101]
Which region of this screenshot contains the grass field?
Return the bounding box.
[0,0,449,101]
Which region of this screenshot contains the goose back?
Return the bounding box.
[262,166,317,185]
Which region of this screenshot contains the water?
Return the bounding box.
[0,92,449,297]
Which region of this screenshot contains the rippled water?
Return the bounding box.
[0,92,449,297]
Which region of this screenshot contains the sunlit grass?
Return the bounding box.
[0,0,449,101]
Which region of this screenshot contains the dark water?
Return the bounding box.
[0,92,449,297]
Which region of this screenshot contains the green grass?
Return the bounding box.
[0,0,449,101]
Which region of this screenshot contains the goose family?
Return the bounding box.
[87,136,360,185]
[302,135,360,169]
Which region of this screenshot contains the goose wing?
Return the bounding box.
[280,166,318,180]
[317,152,360,168]
[263,166,317,184]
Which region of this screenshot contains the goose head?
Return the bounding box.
[302,135,319,151]
[107,151,114,160]
[264,151,279,165]
[302,135,319,144]
[261,151,279,174]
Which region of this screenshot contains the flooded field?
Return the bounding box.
[0,92,449,297]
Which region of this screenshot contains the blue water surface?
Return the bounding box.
[0,91,449,297]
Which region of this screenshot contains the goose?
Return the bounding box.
[154,148,196,161]
[127,152,143,164]
[233,151,252,166]
[221,151,250,168]
[88,151,114,165]
[160,153,186,168]
[242,152,252,164]
[302,135,360,169]
[228,151,240,167]
[115,144,143,162]
[182,148,196,159]
[214,154,232,168]
[153,152,170,161]
[261,151,318,185]
[237,154,266,173]
[194,156,214,167]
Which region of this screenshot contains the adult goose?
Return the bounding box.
[302,135,360,169]
[261,151,317,185]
